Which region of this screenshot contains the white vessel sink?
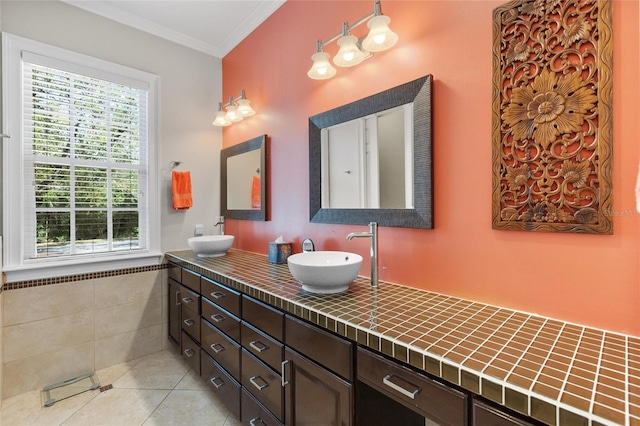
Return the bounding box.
[188,235,234,257]
[287,251,363,294]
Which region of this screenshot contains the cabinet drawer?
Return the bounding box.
[242,296,284,341]
[242,349,283,422]
[241,389,283,426]
[182,268,200,293]
[180,286,200,314]
[201,318,241,381]
[472,399,536,426]
[181,304,201,343]
[201,277,241,317]
[241,321,283,372]
[357,347,467,426]
[181,331,201,375]
[285,315,352,381]
[201,353,241,420]
[202,297,240,341]
[168,264,181,282]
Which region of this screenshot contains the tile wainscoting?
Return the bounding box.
[1,264,169,400]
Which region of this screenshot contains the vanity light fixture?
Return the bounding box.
[212,90,256,127]
[307,0,398,80]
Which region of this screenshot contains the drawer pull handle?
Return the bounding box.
[210,314,225,323]
[209,376,225,389]
[210,342,225,353]
[183,319,195,326]
[382,374,421,400]
[249,375,269,391]
[182,297,194,304]
[183,348,196,358]
[249,418,267,426]
[249,340,269,353]
[281,360,290,387]
[210,291,225,299]
[175,291,181,306]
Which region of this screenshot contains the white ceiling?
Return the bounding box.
[61,0,286,58]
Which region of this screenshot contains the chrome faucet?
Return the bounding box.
[214,216,225,235]
[346,222,378,288]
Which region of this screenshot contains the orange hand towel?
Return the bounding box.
[251,175,261,209]
[172,170,193,210]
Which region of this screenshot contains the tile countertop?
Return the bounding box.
[166,249,640,426]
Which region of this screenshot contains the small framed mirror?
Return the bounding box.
[221,134,268,221]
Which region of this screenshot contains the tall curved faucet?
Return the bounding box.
[346,222,378,288]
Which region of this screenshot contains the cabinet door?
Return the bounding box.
[283,347,353,426]
[168,278,181,346]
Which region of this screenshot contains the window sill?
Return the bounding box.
[2,251,164,283]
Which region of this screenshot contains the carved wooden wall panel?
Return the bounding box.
[492,0,613,234]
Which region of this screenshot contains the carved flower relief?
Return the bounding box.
[506,165,530,190]
[560,160,591,187]
[501,69,597,149]
[520,202,574,223]
[561,15,592,48]
[506,39,530,64]
[520,0,546,16]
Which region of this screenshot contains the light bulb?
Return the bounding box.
[362,15,398,52]
[308,51,337,80]
[212,111,231,127]
[236,98,256,117]
[333,34,366,67]
[225,105,243,123]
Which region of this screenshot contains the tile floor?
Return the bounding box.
[0,349,241,426]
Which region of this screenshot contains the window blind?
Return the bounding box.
[22,61,149,259]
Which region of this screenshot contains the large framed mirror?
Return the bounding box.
[221,134,268,221]
[309,75,432,228]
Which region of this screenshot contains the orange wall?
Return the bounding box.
[222,0,640,336]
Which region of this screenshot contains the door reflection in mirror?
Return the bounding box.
[321,104,413,209]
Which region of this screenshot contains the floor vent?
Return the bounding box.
[99,384,113,393]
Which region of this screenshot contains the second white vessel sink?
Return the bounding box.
[287,251,363,294]
[188,235,234,257]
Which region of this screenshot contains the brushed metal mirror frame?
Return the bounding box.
[309,75,433,228]
[221,134,268,221]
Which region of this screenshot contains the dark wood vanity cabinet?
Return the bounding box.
[166,262,544,426]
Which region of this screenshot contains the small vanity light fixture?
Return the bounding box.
[308,0,398,80]
[212,90,256,127]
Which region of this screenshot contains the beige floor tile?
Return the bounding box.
[0,387,97,426]
[62,388,169,426]
[95,357,143,387]
[142,389,229,426]
[113,350,189,390]
[174,369,210,391]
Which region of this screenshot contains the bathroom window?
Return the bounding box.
[2,34,161,281]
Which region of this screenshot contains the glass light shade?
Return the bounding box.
[362,15,398,52]
[333,35,367,67]
[225,105,243,123]
[307,51,337,80]
[212,111,231,126]
[236,98,256,117]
